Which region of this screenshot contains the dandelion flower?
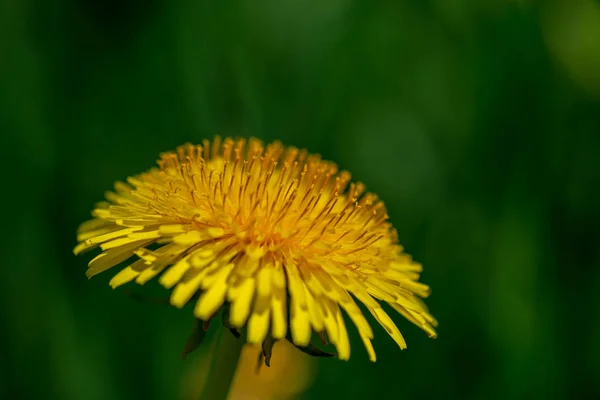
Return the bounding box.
[74,137,437,362]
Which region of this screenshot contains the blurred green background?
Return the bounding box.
[2,0,600,399]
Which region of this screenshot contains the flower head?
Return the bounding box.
[75,137,437,362]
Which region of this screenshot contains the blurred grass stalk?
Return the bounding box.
[197,327,245,400]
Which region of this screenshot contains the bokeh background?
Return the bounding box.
[2,0,600,399]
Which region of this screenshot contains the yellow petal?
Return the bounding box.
[256,267,272,298]
[299,265,341,303]
[109,261,144,289]
[247,295,271,344]
[84,226,142,245]
[370,306,407,350]
[390,260,423,272]
[333,303,350,360]
[173,231,204,245]
[393,291,425,313]
[76,225,121,243]
[206,227,225,238]
[86,239,151,278]
[284,261,307,307]
[76,218,113,235]
[290,298,311,346]
[201,261,233,290]
[399,280,431,298]
[321,300,339,345]
[285,262,311,346]
[170,270,205,308]
[271,259,286,288]
[190,250,216,269]
[338,297,374,339]
[135,265,163,285]
[360,332,376,362]
[73,241,97,256]
[228,278,255,327]
[343,277,408,350]
[389,302,437,338]
[100,231,160,251]
[270,267,287,339]
[304,287,324,333]
[194,263,234,320]
[229,252,261,284]
[159,257,191,289]
[158,224,188,235]
[132,243,182,285]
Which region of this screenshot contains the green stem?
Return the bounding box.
[198,327,244,400]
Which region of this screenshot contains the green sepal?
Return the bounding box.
[292,341,336,358]
[220,304,241,338]
[181,319,206,359]
[261,335,277,367]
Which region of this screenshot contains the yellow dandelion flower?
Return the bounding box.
[74,137,437,362]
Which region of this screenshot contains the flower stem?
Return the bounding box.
[198,327,244,400]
